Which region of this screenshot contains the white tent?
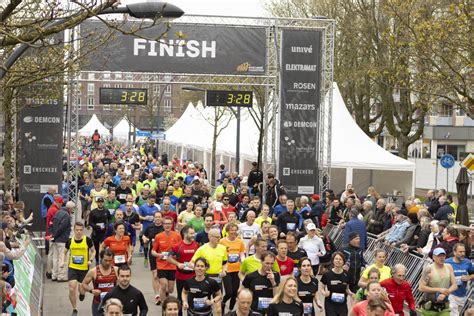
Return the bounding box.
[112,117,135,144]
[165,84,416,196]
[330,83,416,196]
[78,114,110,137]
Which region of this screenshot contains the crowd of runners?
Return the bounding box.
[1,136,473,316]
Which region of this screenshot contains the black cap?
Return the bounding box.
[97,197,105,202]
[349,232,360,241]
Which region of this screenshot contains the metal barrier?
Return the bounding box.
[461,286,473,315]
[331,226,434,307]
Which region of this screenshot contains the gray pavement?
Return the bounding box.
[42,243,166,315]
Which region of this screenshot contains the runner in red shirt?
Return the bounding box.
[81,248,118,316]
[151,216,182,305]
[276,239,295,276]
[167,225,200,309]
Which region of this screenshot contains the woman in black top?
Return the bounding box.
[320,251,354,316]
[267,275,304,316]
[182,257,222,316]
[297,258,323,316]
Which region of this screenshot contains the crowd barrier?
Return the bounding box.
[323,223,432,306]
[12,238,43,316]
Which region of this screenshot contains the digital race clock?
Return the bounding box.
[206,90,253,107]
[99,88,148,105]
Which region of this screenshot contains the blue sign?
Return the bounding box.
[135,130,151,137]
[440,154,455,169]
[151,132,166,140]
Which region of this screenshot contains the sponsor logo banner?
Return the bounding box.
[81,21,267,75]
[278,29,322,196]
[19,102,63,230]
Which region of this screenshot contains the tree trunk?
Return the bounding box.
[3,88,14,191]
[398,137,409,160]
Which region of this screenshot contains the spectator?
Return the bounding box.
[343,209,367,250]
[51,201,75,281]
[434,196,454,222]
[393,213,420,248]
[384,211,410,246]
[367,199,387,235]
[298,224,326,275]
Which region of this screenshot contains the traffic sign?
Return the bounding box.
[135,130,151,137]
[461,153,474,173]
[440,154,455,169]
[151,132,166,140]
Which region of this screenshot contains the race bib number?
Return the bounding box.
[114,255,126,264]
[209,276,221,284]
[331,292,345,303]
[228,254,239,263]
[72,255,84,265]
[258,297,272,310]
[183,262,193,271]
[97,223,105,229]
[100,292,107,301]
[193,297,206,309]
[242,230,254,239]
[286,223,296,231]
[455,275,464,286]
[119,194,126,200]
[161,252,169,260]
[303,302,313,315]
[293,267,299,277]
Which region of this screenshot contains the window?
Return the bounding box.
[164,73,172,81]
[114,72,122,80]
[164,84,171,96]
[164,99,172,112]
[76,96,81,111]
[438,103,453,117]
[115,83,122,88]
[143,73,150,81]
[126,72,133,80]
[87,83,94,95]
[87,97,94,110]
[102,83,110,88]
[436,144,465,160]
[88,72,95,80]
[126,83,133,88]
[153,85,160,94]
[104,104,111,111]
[103,72,111,80]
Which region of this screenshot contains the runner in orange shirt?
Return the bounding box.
[151,216,182,305]
[219,223,245,313]
[101,222,132,267]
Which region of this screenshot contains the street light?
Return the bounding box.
[0,1,184,79]
[182,86,242,174]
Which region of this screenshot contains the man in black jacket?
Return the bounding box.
[434,196,454,222]
[89,197,112,265]
[51,201,74,281]
[247,162,263,197]
[342,232,366,293]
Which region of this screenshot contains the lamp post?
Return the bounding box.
[0,1,184,79]
[182,86,242,174]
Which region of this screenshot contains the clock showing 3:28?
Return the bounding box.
[99,88,148,105]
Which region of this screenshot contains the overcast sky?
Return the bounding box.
[122,0,270,17]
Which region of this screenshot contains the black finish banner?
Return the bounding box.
[81,21,267,75]
[19,100,63,231]
[278,29,323,197]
